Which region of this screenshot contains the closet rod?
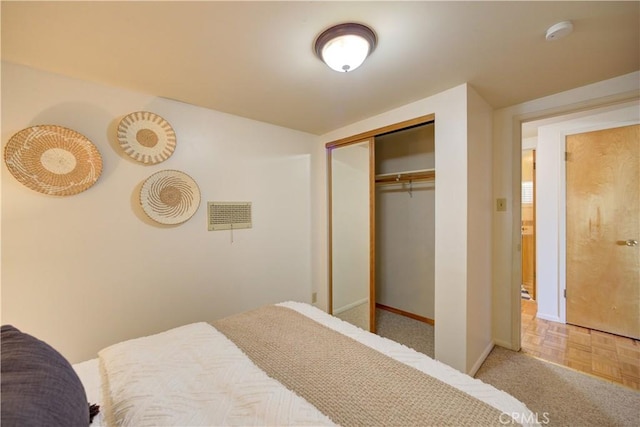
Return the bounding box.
[375,168,435,184]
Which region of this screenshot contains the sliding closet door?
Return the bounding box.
[328,138,374,331]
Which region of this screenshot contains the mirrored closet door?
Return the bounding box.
[328,138,374,331]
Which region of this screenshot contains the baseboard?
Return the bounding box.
[536,312,561,323]
[493,338,519,351]
[468,341,495,376]
[375,303,435,325]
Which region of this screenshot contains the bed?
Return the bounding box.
[2,302,537,426]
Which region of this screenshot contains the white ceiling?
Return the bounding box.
[2,1,638,135]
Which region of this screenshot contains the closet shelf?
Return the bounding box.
[375,168,435,184]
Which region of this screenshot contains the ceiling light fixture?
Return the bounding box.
[314,23,377,73]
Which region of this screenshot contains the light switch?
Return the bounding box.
[496,198,507,212]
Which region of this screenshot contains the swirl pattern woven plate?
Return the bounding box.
[140,170,200,225]
[117,111,176,164]
[4,125,103,196]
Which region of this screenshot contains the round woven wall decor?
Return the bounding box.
[140,169,200,225]
[117,111,176,164]
[4,125,103,196]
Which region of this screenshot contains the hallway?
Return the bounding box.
[521,299,640,390]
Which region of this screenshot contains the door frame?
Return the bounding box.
[516,98,640,351]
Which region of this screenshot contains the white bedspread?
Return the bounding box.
[98,322,335,426]
[81,302,538,427]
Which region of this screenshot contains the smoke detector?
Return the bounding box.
[546,21,573,41]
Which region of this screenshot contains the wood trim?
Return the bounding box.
[327,147,333,315]
[375,168,435,184]
[325,114,435,149]
[369,138,376,333]
[532,149,537,300]
[376,303,435,326]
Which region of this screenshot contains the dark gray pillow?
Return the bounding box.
[1,325,89,427]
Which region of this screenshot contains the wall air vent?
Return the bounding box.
[208,202,252,231]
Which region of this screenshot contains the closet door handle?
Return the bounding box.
[625,239,638,246]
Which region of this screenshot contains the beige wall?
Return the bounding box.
[1,61,318,363]
[4,58,636,374]
[465,87,494,374]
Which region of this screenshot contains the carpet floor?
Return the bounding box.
[476,346,639,426]
[376,309,640,426]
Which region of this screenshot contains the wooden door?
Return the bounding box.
[566,124,639,339]
[521,150,536,300]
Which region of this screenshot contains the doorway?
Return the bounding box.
[327,114,434,334]
[521,150,536,301]
[375,123,436,326]
[519,101,640,346]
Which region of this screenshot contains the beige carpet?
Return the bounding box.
[476,346,639,427]
[376,310,640,427]
[375,308,434,358]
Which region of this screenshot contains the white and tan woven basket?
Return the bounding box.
[117,111,176,164]
[4,125,103,196]
[140,169,200,225]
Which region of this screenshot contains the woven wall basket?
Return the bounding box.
[140,170,200,225]
[4,125,103,196]
[117,111,176,164]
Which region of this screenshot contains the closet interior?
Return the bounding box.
[375,122,436,326]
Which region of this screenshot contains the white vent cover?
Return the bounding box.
[208,202,252,231]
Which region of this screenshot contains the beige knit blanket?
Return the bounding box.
[213,305,509,427]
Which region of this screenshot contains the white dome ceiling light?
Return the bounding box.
[545,21,574,41]
[314,23,377,73]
